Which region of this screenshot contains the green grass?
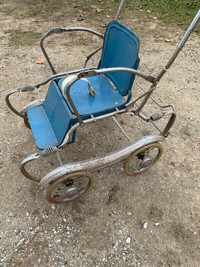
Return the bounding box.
[5,29,42,46]
[71,0,200,33]
[134,0,200,32]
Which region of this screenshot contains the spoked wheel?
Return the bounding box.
[46,172,94,204]
[24,113,31,129]
[124,143,163,176]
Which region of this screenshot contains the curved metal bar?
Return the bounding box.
[39,135,164,186]
[161,112,176,137]
[94,68,155,83]
[40,27,104,74]
[35,67,96,88]
[135,81,176,112]
[5,90,27,119]
[20,153,41,182]
[84,46,103,68]
[59,107,127,148]
[21,99,45,115]
[65,74,83,124]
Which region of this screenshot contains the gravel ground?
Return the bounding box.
[0,1,200,266]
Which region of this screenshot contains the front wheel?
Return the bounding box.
[124,143,163,176]
[46,172,94,204]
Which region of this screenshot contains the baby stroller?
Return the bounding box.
[5,0,200,204]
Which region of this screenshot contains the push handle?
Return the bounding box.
[178,9,200,49]
[115,0,126,21]
[152,9,200,86]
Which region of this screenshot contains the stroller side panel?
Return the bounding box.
[44,81,72,144]
[27,105,59,149]
[27,81,72,149]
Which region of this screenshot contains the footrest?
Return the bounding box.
[27,105,59,150]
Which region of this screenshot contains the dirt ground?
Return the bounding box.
[0,1,200,266]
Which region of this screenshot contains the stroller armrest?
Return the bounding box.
[80,67,156,83]
[5,87,35,119]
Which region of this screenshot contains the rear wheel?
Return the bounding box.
[46,172,94,204]
[124,143,163,176]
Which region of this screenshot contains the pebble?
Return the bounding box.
[51,204,56,209]
[35,226,40,233]
[8,212,17,217]
[16,238,25,247]
[143,222,148,229]
[127,212,132,216]
[126,237,131,244]
[14,228,20,235]
[154,223,160,227]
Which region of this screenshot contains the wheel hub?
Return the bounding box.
[140,157,153,168]
[65,187,79,198]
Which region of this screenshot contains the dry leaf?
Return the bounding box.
[96,8,102,13]
[164,39,171,43]
[105,14,110,18]
[36,59,45,64]
[101,23,107,28]
[147,10,151,13]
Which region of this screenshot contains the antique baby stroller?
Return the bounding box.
[6,0,200,204]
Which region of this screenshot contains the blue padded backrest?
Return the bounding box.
[99,20,140,96]
[44,81,72,145]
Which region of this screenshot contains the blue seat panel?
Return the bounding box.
[99,20,140,96]
[58,74,125,116]
[27,105,59,150]
[44,81,72,144]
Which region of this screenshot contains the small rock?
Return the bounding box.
[154,223,160,227]
[143,222,148,229]
[35,226,40,233]
[16,238,25,247]
[8,212,17,217]
[14,228,20,235]
[51,204,56,210]
[127,212,132,216]
[126,237,131,244]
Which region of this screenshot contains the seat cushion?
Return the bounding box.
[58,74,125,116]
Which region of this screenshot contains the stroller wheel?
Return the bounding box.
[46,172,94,204]
[124,143,163,176]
